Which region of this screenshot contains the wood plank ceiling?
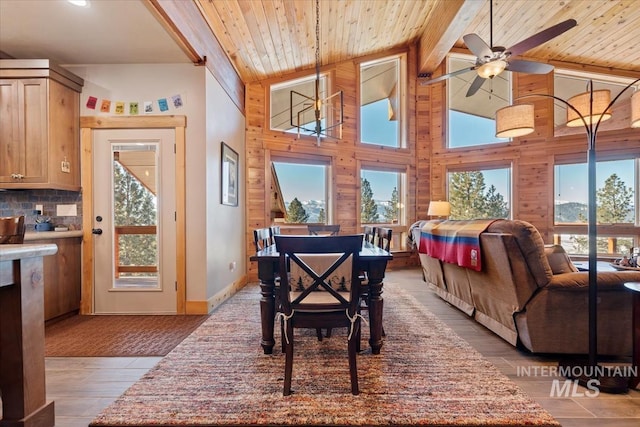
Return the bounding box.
[194,0,640,84]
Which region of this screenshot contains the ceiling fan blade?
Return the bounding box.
[507,59,554,74]
[507,19,577,58]
[466,75,486,97]
[463,33,492,59]
[420,67,475,85]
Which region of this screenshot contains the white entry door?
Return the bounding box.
[93,129,177,314]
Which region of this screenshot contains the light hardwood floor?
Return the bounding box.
[38,267,640,426]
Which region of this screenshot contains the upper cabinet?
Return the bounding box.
[0,60,83,190]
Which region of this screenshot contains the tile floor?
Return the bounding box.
[11,267,640,426]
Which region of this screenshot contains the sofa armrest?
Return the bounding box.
[548,270,640,291]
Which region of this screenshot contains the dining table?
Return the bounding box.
[250,239,393,355]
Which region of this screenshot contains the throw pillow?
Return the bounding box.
[544,244,578,275]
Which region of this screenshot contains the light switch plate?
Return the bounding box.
[61,160,71,173]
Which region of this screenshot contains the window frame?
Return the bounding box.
[553,154,640,257]
[269,71,341,142]
[357,53,407,149]
[553,69,638,138]
[358,162,408,227]
[445,53,512,149]
[270,152,333,226]
[445,161,513,220]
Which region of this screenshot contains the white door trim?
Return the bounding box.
[80,116,187,314]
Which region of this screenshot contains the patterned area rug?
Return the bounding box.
[90,283,560,426]
[45,314,209,357]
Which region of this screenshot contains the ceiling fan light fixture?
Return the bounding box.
[631,90,640,128]
[495,104,535,138]
[566,89,612,127]
[476,60,507,79]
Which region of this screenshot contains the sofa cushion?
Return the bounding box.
[486,219,553,287]
[544,244,578,275]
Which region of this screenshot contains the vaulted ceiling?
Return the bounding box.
[196,0,640,82]
[1,0,639,85]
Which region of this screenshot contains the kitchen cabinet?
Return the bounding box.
[25,232,82,321]
[0,59,83,190]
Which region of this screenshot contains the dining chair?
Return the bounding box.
[376,227,393,251]
[363,225,376,244]
[307,224,340,236]
[0,215,26,244]
[253,227,274,251]
[275,234,364,395]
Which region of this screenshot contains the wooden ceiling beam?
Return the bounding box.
[417,0,484,76]
[144,0,245,113]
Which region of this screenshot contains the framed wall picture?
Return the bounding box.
[221,142,239,206]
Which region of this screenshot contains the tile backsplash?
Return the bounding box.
[0,189,82,230]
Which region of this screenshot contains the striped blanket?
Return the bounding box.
[418,220,496,271]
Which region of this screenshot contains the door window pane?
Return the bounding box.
[112,144,158,289]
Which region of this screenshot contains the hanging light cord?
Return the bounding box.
[314,0,322,143]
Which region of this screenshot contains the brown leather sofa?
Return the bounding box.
[413,219,640,355]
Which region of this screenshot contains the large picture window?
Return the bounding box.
[447,54,510,148]
[554,70,637,137]
[554,158,638,256]
[360,54,405,148]
[272,158,329,224]
[447,167,511,219]
[270,74,328,136]
[360,167,405,225]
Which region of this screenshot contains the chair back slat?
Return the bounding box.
[363,225,376,244]
[376,227,393,252]
[0,216,26,244]
[307,224,340,236]
[253,227,274,251]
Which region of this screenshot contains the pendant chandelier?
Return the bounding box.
[289,0,344,146]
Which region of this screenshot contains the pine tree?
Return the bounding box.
[449,171,487,219]
[113,162,157,271]
[597,173,633,223]
[383,186,399,223]
[317,208,326,224]
[361,177,379,223]
[484,184,509,218]
[286,197,309,223]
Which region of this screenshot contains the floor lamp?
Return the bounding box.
[496,77,640,393]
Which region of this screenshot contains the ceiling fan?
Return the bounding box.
[422,1,577,97]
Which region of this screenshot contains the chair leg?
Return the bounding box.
[283,323,294,396]
[325,328,332,338]
[315,328,323,341]
[348,320,360,395]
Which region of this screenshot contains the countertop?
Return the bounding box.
[24,230,83,241]
[0,243,58,263]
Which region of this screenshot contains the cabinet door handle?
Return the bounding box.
[11,173,24,180]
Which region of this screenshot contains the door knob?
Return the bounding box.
[92,228,103,235]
